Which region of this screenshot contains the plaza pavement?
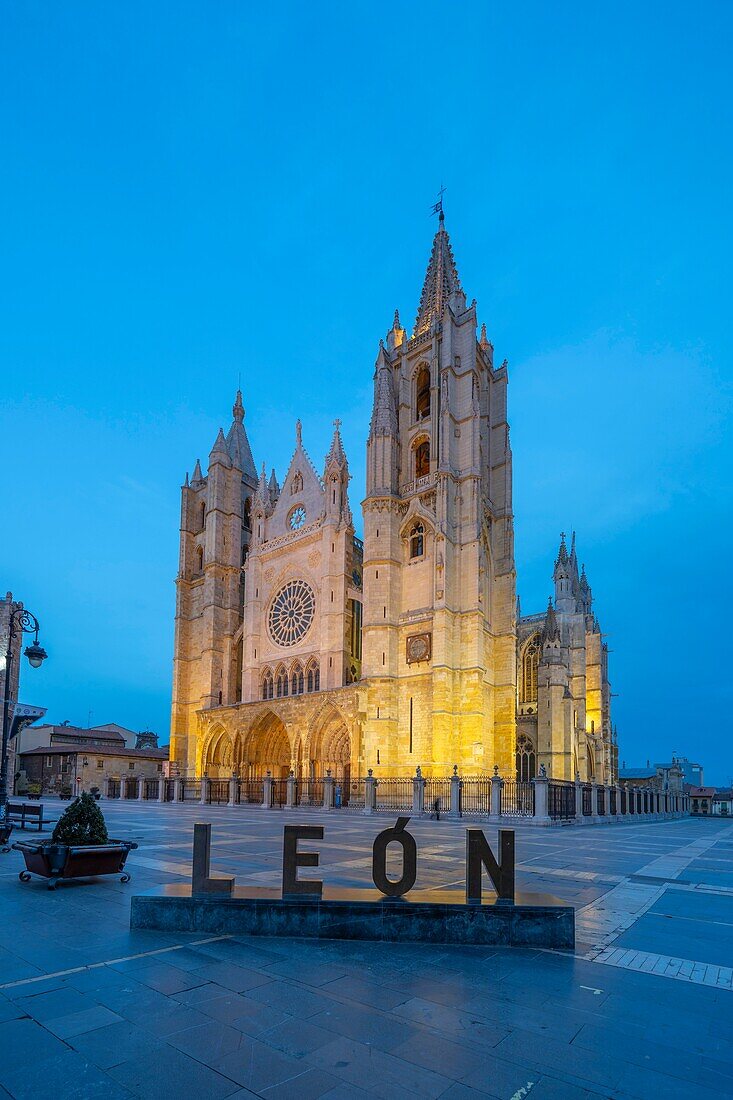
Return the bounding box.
[0,801,731,1099]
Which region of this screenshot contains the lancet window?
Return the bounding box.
[275,666,289,698]
[306,660,320,693]
[416,366,430,420]
[291,662,304,696]
[409,523,425,559]
[261,669,274,700]
[415,440,430,479]
[520,635,540,702]
[516,733,536,782]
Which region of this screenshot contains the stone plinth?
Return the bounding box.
[130,884,574,949]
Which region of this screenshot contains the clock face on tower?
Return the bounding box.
[268,580,316,647]
[289,506,306,530]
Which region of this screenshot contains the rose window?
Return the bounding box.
[268,580,316,647]
[289,506,306,530]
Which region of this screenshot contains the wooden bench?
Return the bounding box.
[6,803,56,832]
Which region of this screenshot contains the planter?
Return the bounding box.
[12,839,138,889]
[0,822,13,854]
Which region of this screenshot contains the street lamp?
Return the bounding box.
[1,608,47,824]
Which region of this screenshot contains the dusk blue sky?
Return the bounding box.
[3,4,731,782]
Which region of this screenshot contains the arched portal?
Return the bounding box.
[307,704,352,785]
[237,712,292,779]
[202,727,233,778]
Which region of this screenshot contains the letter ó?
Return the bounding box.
[372,816,417,897]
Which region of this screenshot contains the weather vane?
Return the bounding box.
[430,184,446,217]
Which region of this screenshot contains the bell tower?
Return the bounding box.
[361,209,516,776]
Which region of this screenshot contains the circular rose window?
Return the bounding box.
[268,579,316,647]
[289,506,306,530]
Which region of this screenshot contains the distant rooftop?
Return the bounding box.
[619,767,657,780]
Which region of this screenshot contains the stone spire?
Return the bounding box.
[479,322,490,350]
[368,345,398,437]
[225,389,256,480]
[542,597,561,643]
[413,210,464,339]
[191,458,203,485]
[325,419,348,471]
[209,428,231,467]
[268,467,280,506]
[253,461,271,515]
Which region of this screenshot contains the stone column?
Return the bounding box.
[200,776,209,806]
[532,765,551,826]
[449,765,461,819]
[615,784,623,822]
[262,771,274,809]
[323,770,335,810]
[286,770,296,809]
[228,773,238,807]
[574,773,584,824]
[590,778,599,823]
[174,777,184,802]
[105,777,114,798]
[363,769,377,815]
[136,776,145,801]
[412,767,425,816]
[158,776,166,803]
[489,766,502,823]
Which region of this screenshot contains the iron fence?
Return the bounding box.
[165,779,177,802]
[548,779,575,820]
[342,778,365,810]
[582,784,592,816]
[458,777,493,817]
[239,778,263,804]
[597,786,606,815]
[609,787,617,815]
[124,777,138,800]
[501,779,535,817]
[144,778,159,800]
[108,779,121,799]
[425,778,451,818]
[620,788,627,813]
[182,780,201,802]
[207,780,229,804]
[374,778,413,812]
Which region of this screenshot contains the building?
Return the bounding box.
[659,756,704,788]
[689,787,716,816]
[19,742,168,797]
[618,760,684,793]
[170,212,617,783]
[713,794,731,816]
[517,535,616,783]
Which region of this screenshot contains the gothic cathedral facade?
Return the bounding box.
[170,213,617,786]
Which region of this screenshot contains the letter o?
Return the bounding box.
[372,816,417,897]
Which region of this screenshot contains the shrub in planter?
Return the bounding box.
[26,783,42,800]
[14,791,137,889]
[59,785,73,800]
[52,792,109,845]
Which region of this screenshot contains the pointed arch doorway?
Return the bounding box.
[237,712,292,779]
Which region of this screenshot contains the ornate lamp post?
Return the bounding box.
[1,608,47,824]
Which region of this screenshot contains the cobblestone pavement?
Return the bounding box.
[0,802,731,1098]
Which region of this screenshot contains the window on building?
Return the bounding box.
[157,764,163,772]
[409,523,424,559]
[199,501,206,531]
[416,366,430,420]
[415,440,430,479]
[520,636,540,702]
[276,668,289,697]
[261,669,273,700]
[291,664,304,696]
[128,762,135,770]
[97,759,104,769]
[243,497,251,530]
[516,733,537,782]
[306,661,320,693]
[196,545,204,573]
[350,600,363,662]
[45,756,52,767]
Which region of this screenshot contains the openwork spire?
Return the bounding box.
[369,347,398,437]
[413,212,463,339]
[226,389,256,479]
[542,597,561,643]
[325,418,348,470]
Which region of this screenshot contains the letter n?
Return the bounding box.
[465,828,514,904]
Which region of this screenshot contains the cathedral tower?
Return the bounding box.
[170,392,258,772]
[361,211,516,775]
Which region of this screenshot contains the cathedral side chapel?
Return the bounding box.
[170,212,617,786]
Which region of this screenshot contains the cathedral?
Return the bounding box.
[170,211,617,786]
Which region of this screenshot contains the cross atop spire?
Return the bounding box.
[413,206,464,339]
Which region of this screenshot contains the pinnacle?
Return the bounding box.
[232,389,244,422]
[413,215,463,338]
[326,418,348,468]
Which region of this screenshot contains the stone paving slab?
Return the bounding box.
[0,802,732,1098]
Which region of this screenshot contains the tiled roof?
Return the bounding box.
[619,767,657,779]
[20,743,168,760]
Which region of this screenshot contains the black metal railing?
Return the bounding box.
[239,778,264,804]
[124,777,138,800]
[458,777,493,817]
[182,780,201,801]
[609,787,617,815]
[548,779,575,820]
[374,778,413,812]
[582,784,592,815]
[207,780,229,804]
[144,778,159,800]
[501,779,535,817]
[425,777,451,818]
[597,786,606,815]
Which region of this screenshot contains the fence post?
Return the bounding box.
[324,769,335,810]
[489,766,502,823]
[262,771,274,809]
[614,784,623,821]
[412,766,425,816]
[174,777,183,802]
[449,765,461,819]
[286,770,296,809]
[574,773,584,824]
[363,769,377,815]
[228,772,238,807]
[532,764,551,825]
[158,776,166,803]
[200,776,209,806]
[136,776,145,801]
[590,778,599,823]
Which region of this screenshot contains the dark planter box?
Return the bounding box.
[13,839,138,889]
[0,822,13,853]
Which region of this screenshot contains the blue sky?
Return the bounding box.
[2,3,731,782]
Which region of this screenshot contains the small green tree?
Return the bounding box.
[52,791,109,845]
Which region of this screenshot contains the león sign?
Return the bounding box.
[191,817,516,904]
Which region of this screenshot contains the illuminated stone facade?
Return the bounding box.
[170,214,616,783]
